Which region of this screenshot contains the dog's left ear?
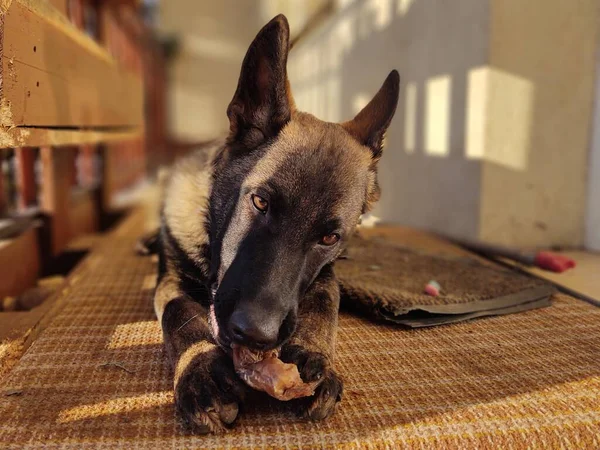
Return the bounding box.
[342,70,400,161]
[227,14,294,149]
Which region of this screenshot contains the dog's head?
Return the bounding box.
[209,15,399,350]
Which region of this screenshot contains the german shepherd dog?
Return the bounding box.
[154,14,399,433]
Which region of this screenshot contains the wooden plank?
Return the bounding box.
[1,0,143,128]
[0,226,40,298]
[48,0,68,16]
[39,146,75,256]
[14,147,36,208]
[101,137,145,209]
[69,189,97,236]
[0,153,5,213]
[37,147,99,256]
[77,143,97,188]
[67,0,84,29]
[0,125,142,148]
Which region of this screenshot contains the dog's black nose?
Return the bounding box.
[228,311,278,349]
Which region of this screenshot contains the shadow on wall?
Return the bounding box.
[288,0,595,247]
[159,0,595,247]
[288,0,491,240]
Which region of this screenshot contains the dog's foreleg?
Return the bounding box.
[155,271,246,433]
[280,264,343,420]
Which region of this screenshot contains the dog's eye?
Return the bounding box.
[251,194,269,213]
[320,233,340,246]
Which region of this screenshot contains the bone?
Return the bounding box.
[232,345,320,401]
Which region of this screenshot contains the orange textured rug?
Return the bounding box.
[1,210,599,449]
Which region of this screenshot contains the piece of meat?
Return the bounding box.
[232,345,319,401]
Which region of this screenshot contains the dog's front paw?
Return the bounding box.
[281,344,343,421]
[175,346,246,433]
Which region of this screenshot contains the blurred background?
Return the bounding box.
[159,0,600,252]
[0,0,599,308]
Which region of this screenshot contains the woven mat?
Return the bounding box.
[1,210,599,449]
[336,236,553,326]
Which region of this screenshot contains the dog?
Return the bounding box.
[152,14,399,433]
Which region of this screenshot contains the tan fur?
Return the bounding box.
[162,142,221,277]
[153,270,181,321]
[174,341,218,387]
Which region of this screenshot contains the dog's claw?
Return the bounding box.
[306,371,343,421]
[218,402,239,425]
[175,350,245,433]
[280,344,343,421]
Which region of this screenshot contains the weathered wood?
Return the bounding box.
[69,188,97,237]
[67,0,84,29]
[77,143,98,189]
[37,146,101,255]
[0,125,142,148]
[40,146,75,256]
[0,152,5,213]
[1,0,143,128]
[101,137,145,209]
[0,3,6,142]
[14,147,36,209]
[48,0,68,16]
[0,226,40,299]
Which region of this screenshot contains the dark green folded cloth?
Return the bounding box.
[336,235,554,328]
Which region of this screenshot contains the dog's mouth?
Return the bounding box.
[207,282,296,354]
[207,288,316,401]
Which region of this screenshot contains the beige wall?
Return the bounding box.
[587,40,600,252]
[480,0,599,247]
[288,0,489,240]
[158,1,264,141]
[158,0,329,142]
[288,0,599,247]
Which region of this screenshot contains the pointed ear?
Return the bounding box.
[227,15,294,149]
[342,70,400,160]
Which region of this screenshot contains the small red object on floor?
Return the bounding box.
[534,252,576,273]
[424,280,440,296]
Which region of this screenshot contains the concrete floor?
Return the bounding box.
[524,251,600,305]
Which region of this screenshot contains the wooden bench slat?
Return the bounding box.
[1,0,143,128]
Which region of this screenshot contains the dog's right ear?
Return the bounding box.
[227,15,294,149]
